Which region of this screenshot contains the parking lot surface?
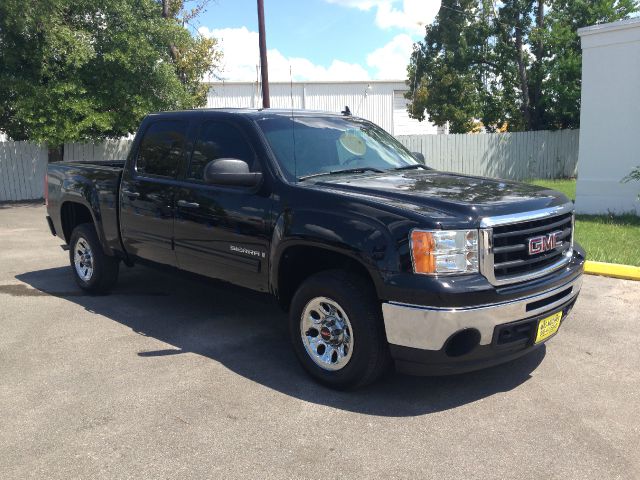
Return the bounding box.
[1,203,639,479]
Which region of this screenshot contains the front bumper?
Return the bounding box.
[382,274,582,375]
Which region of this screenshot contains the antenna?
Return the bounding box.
[290,65,298,182]
[353,83,371,116]
[255,65,260,108]
[290,65,294,111]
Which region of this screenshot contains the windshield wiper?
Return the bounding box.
[298,167,384,181]
[392,164,428,171]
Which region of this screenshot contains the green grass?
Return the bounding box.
[573,214,640,266]
[527,179,640,266]
[528,179,576,201]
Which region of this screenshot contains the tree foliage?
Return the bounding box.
[0,0,221,145]
[623,166,640,199]
[407,0,639,133]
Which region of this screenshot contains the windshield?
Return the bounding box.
[255,114,421,181]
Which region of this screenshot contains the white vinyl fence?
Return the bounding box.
[1,130,579,201]
[0,140,132,202]
[397,130,579,181]
[63,138,133,162]
[0,141,48,202]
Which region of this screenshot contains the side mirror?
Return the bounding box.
[412,151,425,164]
[203,158,262,187]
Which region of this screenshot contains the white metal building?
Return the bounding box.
[576,18,640,214]
[205,80,446,136]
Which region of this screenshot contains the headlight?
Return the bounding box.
[410,229,479,275]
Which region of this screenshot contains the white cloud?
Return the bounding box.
[366,33,415,79]
[324,0,389,10]
[200,26,369,82]
[375,0,441,34]
[327,0,441,35]
[200,26,417,82]
[198,1,439,82]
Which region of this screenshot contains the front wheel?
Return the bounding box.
[69,223,119,293]
[289,270,390,389]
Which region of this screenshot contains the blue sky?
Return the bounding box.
[197,0,442,82]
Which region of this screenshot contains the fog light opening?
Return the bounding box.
[445,329,481,358]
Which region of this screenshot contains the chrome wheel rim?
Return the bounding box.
[73,237,94,282]
[300,297,354,371]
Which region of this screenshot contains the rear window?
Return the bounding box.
[136,121,188,178]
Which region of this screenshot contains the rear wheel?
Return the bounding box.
[69,223,119,293]
[289,270,390,389]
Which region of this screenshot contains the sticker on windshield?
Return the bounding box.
[339,132,367,156]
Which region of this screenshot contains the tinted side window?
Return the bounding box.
[136,121,187,178]
[188,122,258,180]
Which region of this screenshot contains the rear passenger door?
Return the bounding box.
[173,121,272,292]
[119,119,189,266]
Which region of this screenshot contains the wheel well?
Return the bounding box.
[60,202,94,243]
[276,246,377,310]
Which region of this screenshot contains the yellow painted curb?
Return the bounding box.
[584,261,640,281]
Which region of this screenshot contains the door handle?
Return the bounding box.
[122,189,140,199]
[177,200,200,209]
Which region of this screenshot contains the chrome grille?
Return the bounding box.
[480,204,575,286]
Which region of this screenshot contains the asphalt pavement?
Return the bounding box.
[1,203,639,479]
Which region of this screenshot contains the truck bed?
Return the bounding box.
[47,160,125,255]
[56,160,126,169]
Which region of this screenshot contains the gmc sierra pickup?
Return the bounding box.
[46,109,584,389]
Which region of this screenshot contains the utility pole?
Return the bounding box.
[257,0,270,108]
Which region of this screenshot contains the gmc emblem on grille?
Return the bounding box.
[528,231,562,255]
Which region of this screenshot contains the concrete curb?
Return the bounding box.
[584,261,640,281]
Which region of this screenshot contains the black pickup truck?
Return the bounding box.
[46,109,584,389]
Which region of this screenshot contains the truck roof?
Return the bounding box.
[145,108,354,120]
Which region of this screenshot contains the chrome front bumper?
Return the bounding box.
[382,275,582,351]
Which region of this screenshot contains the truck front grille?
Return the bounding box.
[493,212,573,278]
[480,204,575,286]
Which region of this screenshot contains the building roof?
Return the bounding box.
[578,16,640,37]
[204,80,409,87]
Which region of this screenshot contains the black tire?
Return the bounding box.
[289,270,391,389]
[69,223,119,294]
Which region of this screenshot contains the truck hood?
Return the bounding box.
[305,170,570,224]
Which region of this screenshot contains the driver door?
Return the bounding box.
[173,121,272,292]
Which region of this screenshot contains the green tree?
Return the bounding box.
[407,0,638,133]
[623,166,640,200]
[0,0,220,154]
